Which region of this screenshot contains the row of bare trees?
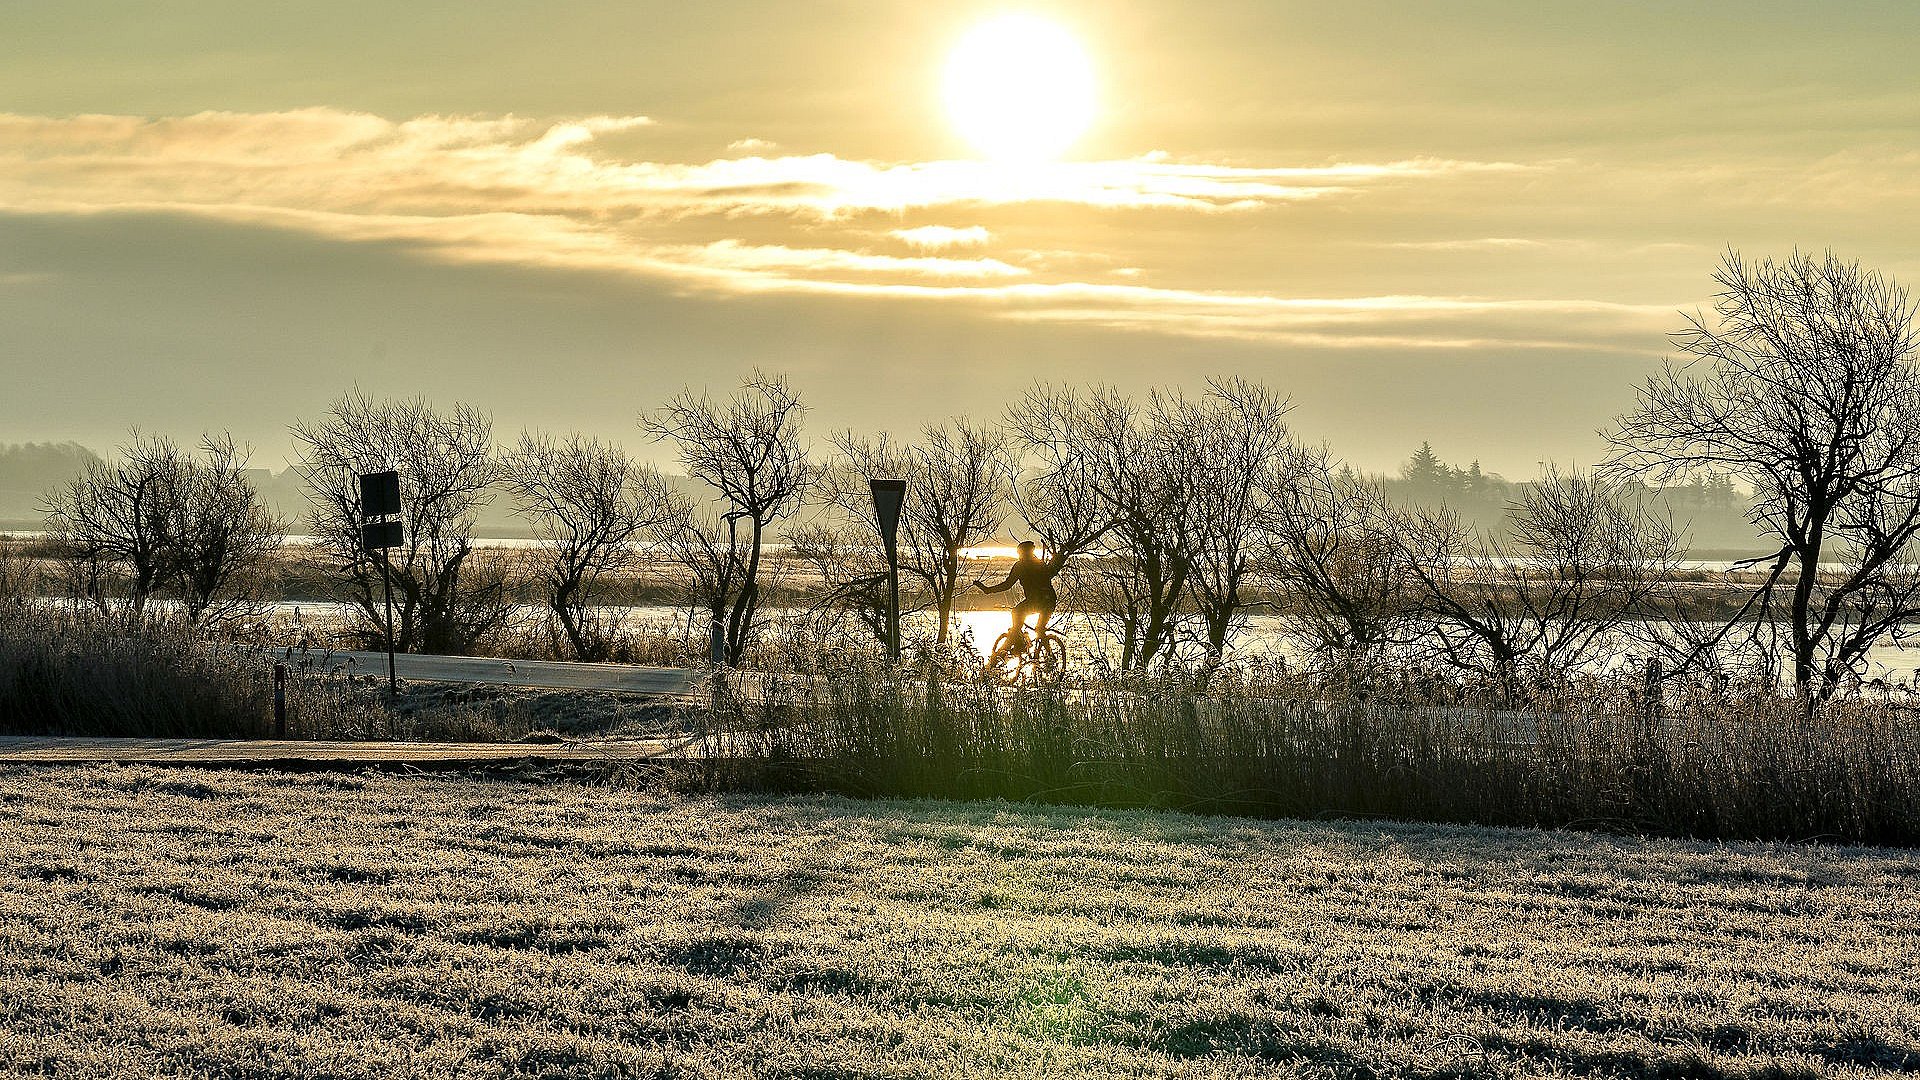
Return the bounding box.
[781,251,1920,706]
[27,251,1920,704]
[744,370,1688,697]
[980,382,1689,696]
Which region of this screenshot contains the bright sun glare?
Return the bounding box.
[944,13,1095,163]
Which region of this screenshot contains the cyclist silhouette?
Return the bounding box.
[975,541,1059,656]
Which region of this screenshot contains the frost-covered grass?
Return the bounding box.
[2,769,1918,1079]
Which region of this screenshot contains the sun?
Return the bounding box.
[943,14,1096,163]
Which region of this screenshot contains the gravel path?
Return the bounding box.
[0,734,699,767]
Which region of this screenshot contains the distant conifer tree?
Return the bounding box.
[1405,441,1443,487]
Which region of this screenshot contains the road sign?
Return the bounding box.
[357,469,405,695]
[360,520,405,550]
[870,478,906,545]
[869,478,907,662]
[359,470,402,519]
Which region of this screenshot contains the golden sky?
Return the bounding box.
[1,1,1915,476]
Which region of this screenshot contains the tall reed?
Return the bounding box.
[701,639,1920,845]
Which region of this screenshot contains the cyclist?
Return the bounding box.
[974,540,1059,663]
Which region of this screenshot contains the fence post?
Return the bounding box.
[273,663,287,738]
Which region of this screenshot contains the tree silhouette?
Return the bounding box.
[1608,250,1920,701]
[643,371,811,667]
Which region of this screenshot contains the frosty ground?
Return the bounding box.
[2,769,1917,1079]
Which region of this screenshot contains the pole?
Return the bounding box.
[273,663,287,738]
[885,536,901,662]
[381,550,397,696]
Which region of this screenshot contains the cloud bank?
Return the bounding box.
[0,108,1675,351]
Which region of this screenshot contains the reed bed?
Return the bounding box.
[702,643,1920,846]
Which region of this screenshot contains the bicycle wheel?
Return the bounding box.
[985,630,1021,683]
[1031,634,1066,680]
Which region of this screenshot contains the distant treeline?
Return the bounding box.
[0,435,1764,551]
[1374,440,1758,553]
[0,442,102,523]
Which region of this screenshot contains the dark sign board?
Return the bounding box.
[869,478,906,545]
[361,520,405,551]
[359,470,402,519]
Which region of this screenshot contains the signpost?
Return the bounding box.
[358,470,404,695]
[869,478,907,662]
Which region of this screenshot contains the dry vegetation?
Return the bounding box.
[707,647,1920,847]
[2,769,1918,1079]
[0,603,671,742]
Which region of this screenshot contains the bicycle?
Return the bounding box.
[983,623,1067,685]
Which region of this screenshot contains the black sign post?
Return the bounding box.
[358,470,402,518]
[869,478,907,662]
[358,470,404,695]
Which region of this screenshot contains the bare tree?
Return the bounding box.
[1168,378,1299,666]
[43,433,175,619]
[502,431,675,661]
[648,497,798,665]
[42,432,277,624]
[642,371,810,666]
[786,517,898,647]
[800,434,917,649]
[153,434,282,626]
[1606,251,1920,701]
[1008,384,1196,671]
[1003,385,1120,575]
[1103,395,1204,671]
[1400,469,1683,703]
[292,393,510,654]
[1267,450,1416,660]
[818,420,1012,645]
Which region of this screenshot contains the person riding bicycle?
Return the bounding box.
[974,540,1059,661]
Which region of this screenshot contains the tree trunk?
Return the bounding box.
[727,517,765,667]
[1789,545,1820,699]
[553,576,589,660]
[936,549,960,644]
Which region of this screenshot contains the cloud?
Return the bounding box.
[668,239,1026,280]
[1387,237,1551,252]
[686,276,1672,351]
[891,225,991,250]
[0,108,1677,352]
[0,109,1527,219]
[727,137,777,152]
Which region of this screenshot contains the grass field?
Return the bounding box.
[2,770,1918,1079]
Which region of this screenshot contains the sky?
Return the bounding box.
[1,1,1916,478]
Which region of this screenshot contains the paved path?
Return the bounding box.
[0,734,701,768]
[279,650,697,696]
